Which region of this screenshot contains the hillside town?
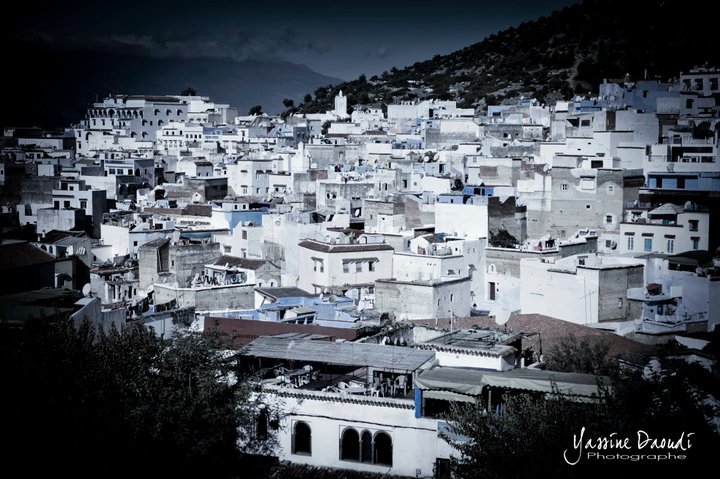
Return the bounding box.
[1,66,719,476]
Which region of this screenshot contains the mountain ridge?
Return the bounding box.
[296,0,719,114]
[2,45,343,128]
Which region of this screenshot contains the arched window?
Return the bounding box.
[340,428,360,461]
[374,432,392,466]
[361,430,373,463]
[177,109,182,116]
[142,119,148,127]
[166,109,171,116]
[256,410,268,440]
[292,421,311,455]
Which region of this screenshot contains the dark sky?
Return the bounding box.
[8,0,580,80]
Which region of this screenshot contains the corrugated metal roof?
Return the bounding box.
[240,336,434,372]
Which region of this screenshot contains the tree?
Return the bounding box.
[248,105,263,116]
[543,335,617,376]
[282,98,294,109]
[303,93,312,103]
[180,86,198,96]
[0,319,272,476]
[445,390,620,479]
[444,354,720,478]
[489,229,518,248]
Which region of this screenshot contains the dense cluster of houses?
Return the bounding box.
[1,66,718,476]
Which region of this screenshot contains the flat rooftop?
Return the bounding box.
[240,336,434,372]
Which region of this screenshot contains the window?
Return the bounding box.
[242,230,247,240]
[692,237,700,250]
[356,262,362,273]
[80,200,87,210]
[607,185,615,194]
[343,262,350,273]
[677,177,685,189]
[585,204,591,210]
[292,421,311,455]
[605,240,613,248]
[373,432,393,466]
[313,259,324,273]
[689,220,699,232]
[581,179,595,190]
[450,293,454,302]
[605,215,612,224]
[489,282,496,301]
[340,428,360,461]
[644,238,652,252]
[133,241,138,247]
[627,236,634,251]
[666,239,674,253]
[561,183,568,191]
[368,261,375,272]
[63,201,71,208]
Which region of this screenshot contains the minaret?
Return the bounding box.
[334,90,348,118]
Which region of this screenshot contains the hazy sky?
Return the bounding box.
[8,0,580,80]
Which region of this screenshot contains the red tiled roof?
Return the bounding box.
[0,242,55,270]
[204,317,357,348]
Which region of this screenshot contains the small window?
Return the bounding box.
[627,236,634,251]
[692,238,700,250]
[242,230,247,240]
[63,201,71,208]
[292,421,312,455]
[585,204,591,210]
[605,215,612,224]
[343,262,350,273]
[689,220,699,232]
[356,262,362,273]
[373,432,393,466]
[340,428,360,461]
[133,241,138,247]
[644,238,652,252]
[561,184,568,191]
[607,185,615,194]
[368,261,375,272]
[666,239,674,253]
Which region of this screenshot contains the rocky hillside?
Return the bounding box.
[297,0,719,114]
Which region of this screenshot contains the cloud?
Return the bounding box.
[23,27,332,62]
[366,46,390,59]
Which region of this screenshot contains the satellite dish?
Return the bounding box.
[328,294,337,303]
[81,283,92,297]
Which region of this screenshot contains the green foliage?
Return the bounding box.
[489,229,518,248]
[180,86,198,96]
[544,335,618,376]
[445,356,720,478]
[0,319,271,476]
[445,390,620,479]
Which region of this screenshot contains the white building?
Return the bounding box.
[620,203,710,254]
[520,253,644,325]
[296,236,394,297]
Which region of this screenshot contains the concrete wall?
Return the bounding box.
[170,242,221,287]
[153,283,254,311]
[375,277,471,320]
[434,202,488,238]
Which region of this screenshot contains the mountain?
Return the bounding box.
[2,45,343,129]
[297,0,720,114]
